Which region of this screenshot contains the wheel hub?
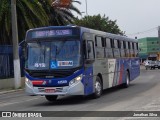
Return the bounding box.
[95,81,101,95]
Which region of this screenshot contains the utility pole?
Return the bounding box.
[80,12,85,19]
[11,0,21,89]
[85,0,88,16]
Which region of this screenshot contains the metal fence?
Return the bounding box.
[0,45,24,79]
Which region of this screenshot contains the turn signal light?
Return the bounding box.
[32,80,44,85]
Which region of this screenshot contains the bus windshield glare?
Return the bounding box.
[26,40,81,70]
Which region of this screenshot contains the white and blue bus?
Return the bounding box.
[25,25,140,101]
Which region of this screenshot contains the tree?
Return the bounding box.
[39,0,81,25]
[0,0,49,45]
[74,14,124,35]
[0,0,81,45]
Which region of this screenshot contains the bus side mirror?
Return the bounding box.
[22,42,28,60]
[19,40,27,59]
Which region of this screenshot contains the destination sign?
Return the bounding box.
[31,29,72,38]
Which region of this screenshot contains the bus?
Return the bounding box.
[25,25,140,101]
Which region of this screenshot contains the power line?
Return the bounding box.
[126,27,158,36]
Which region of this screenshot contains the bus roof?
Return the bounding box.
[26,25,137,43]
[80,26,137,43]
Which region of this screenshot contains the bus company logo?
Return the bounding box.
[2,112,12,117]
[49,80,52,84]
[58,61,73,66]
[42,81,47,85]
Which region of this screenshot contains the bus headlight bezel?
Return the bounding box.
[69,74,83,86]
[25,77,29,82]
[25,77,32,86]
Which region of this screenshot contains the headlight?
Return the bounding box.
[69,74,82,86]
[75,75,82,81]
[25,77,29,82]
[25,77,32,86]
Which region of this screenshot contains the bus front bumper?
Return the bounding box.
[25,81,84,96]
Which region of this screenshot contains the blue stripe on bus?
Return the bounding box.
[25,68,84,87]
[82,66,94,95]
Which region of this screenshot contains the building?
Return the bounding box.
[138,37,160,61]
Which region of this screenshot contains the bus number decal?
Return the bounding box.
[34,63,46,68]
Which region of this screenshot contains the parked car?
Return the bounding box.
[144,60,156,70]
[155,60,160,69]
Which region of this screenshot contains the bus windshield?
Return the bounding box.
[26,40,81,70]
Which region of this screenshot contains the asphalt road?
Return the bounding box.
[0,67,160,120]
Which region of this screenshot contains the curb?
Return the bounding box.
[0,89,24,95]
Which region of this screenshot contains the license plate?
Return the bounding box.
[45,89,55,93]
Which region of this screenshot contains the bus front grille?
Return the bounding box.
[27,70,75,79]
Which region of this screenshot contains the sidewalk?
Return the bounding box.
[0,77,25,95]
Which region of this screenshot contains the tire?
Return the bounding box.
[123,71,130,88]
[92,76,102,98]
[45,95,58,101]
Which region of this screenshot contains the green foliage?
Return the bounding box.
[0,0,49,45]
[74,14,124,35]
[0,0,81,45]
[38,0,81,26]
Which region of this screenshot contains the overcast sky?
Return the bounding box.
[73,0,160,39]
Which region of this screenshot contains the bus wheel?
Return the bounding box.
[93,76,102,98]
[45,95,58,101]
[123,72,130,88]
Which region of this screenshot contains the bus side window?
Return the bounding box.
[118,40,121,57]
[113,39,120,58]
[126,41,129,57]
[123,41,127,57]
[132,42,135,57]
[102,38,106,47]
[130,42,132,57]
[106,38,113,58]
[87,41,94,60]
[128,42,131,57]
[130,42,133,57]
[135,43,138,57]
[95,36,105,58]
[95,36,102,47]
[120,41,125,57]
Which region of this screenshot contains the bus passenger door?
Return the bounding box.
[84,66,94,95]
[108,59,116,87]
[83,40,95,95]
